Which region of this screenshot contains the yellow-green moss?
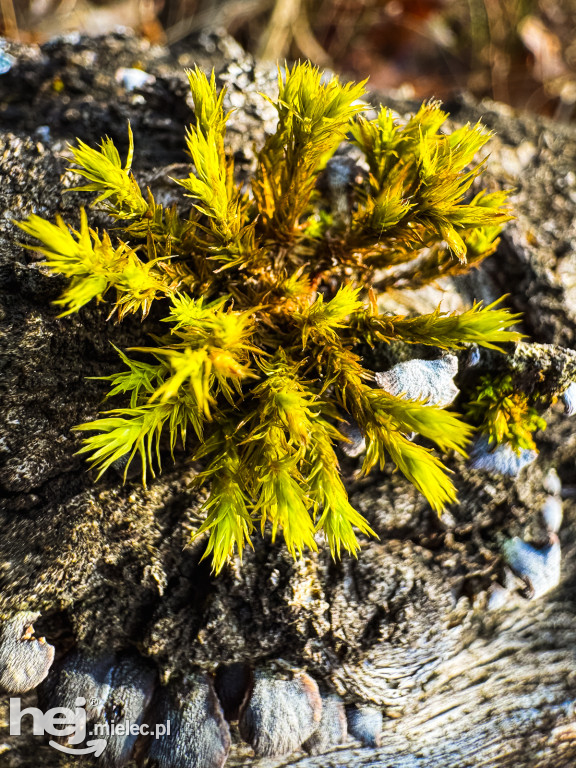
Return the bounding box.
[16,62,524,572]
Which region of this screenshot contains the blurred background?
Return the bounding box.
[1,0,576,120]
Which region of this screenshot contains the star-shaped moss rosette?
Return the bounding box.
[16,63,524,573]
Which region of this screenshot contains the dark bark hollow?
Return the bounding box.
[1,31,576,768]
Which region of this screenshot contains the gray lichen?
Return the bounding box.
[561,381,576,415]
[39,651,157,767]
[0,612,55,694]
[469,436,537,477]
[339,421,366,458]
[147,672,231,768]
[345,705,383,747]
[375,355,459,408]
[302,692,348,755]
[238,668,322,757]
[542,467,562,496]
[502,535,561,600]
[541,496,563,534]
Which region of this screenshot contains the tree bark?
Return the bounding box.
[262,578,576,768]
[1,31,576,768]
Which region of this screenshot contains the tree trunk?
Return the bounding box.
[263,576,576,768]
[1,31,576,768]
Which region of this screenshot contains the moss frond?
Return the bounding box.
[348,102,512,270]
[193,434,254,574]
[356,298,524,350]
[174,68,262,271]
[68,124,148,219]
[359,389,473,456]
[186,67,231,139]
[74,402,176,483]
[16,209,173,316]
[347,385,472,511]
[370,433,458,513]
[253,61,367,243]
[307,420,376,557]
[296,284,363,348]
[93,345,162,407]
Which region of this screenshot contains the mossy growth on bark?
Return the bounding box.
[16,62,527,572]
[465,373,547,452]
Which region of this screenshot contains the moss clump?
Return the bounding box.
[17,62,523,572]
[465,373,547,452]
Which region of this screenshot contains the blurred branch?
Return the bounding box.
[258,0,301,60]
[292,0,332,66]
[165,0,271,45]
[0,0,19,39]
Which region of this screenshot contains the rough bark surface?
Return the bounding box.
[1,31,576,768]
